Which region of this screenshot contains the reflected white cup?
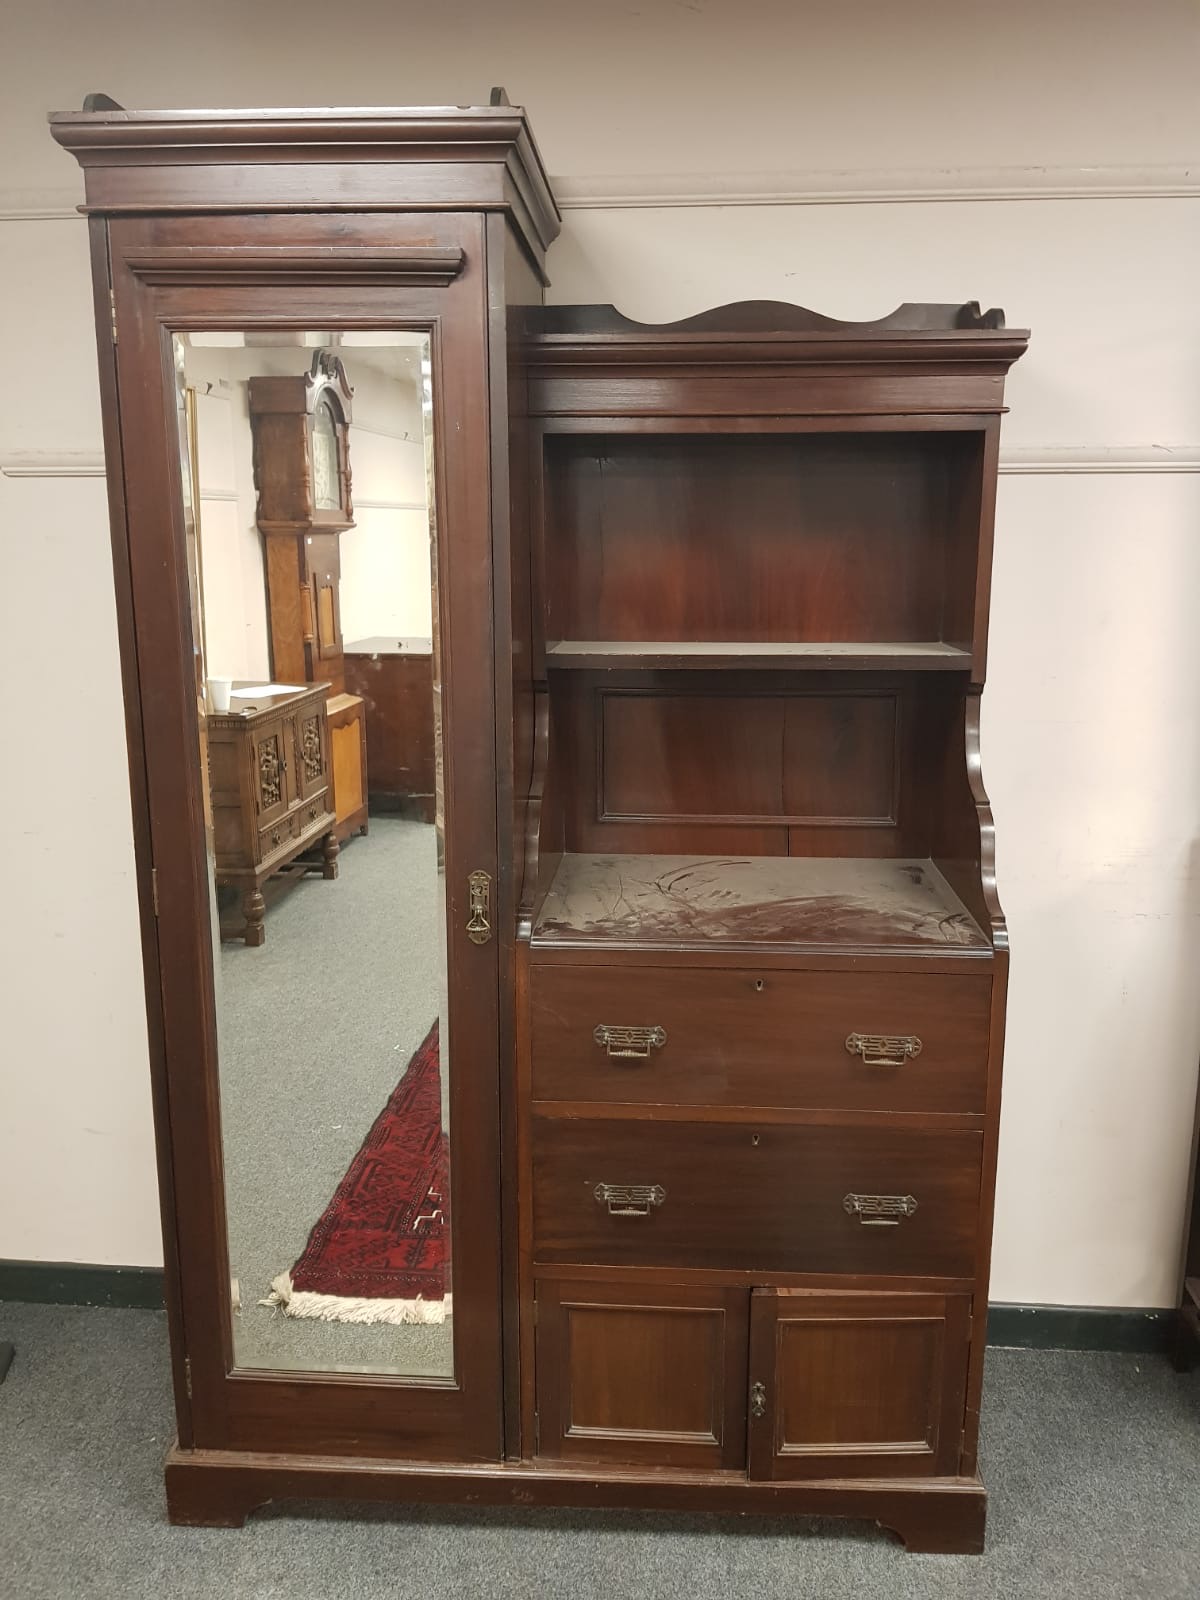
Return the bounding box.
[207,676,233,714]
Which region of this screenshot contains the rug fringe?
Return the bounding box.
[260,1273,451,1326]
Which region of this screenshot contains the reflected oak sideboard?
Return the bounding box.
[52,94,1026,1553]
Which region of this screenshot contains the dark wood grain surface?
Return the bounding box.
[531,966,991,1114]
[532,1117,982,1277]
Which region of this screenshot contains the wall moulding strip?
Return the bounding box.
[6,448,1200,483]
[1,453,106,478]
[998,446,1200,475]
[2,162,1200,223]
[551,163,1200,209]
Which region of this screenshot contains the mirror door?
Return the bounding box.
[107,213,503,1458]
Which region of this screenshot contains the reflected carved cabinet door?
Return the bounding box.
[54,94,1025,1555]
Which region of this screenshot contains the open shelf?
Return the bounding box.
[531,853,989,956]
[546,640,972,672]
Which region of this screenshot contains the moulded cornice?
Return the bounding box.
[121,244,467,288]
[47,97,561,260]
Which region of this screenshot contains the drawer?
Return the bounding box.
[256,797,330,865]
[532,1116,981,1278]
[531,966,991,1114]
[258,809,303,862]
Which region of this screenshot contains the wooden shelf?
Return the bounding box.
[532,853,990,956]
[545,640,972,671]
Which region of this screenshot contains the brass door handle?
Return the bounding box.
[593,1182,666,1217]
[845,1032,922,1067]
[843,1192,918,1226]
[750,1381,767,1420]
[466,869,492,944]
[593,1024,666,1060]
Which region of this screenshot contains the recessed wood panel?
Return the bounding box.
[783,695,897,822]
[748,1290,970,1479]
[778,1318,939,1447]
[535,1278,748,1469]
[568,1306,720,1435]
[552,671,949,858]
[598,690,897,826]
[600,692,781,820]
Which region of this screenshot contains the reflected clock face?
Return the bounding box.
[312,400,340,511]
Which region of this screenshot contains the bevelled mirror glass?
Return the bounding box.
[174,329,451,1378]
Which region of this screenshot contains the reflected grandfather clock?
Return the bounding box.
[249,350,368,841]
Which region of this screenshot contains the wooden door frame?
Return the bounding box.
[101,210,505,1461]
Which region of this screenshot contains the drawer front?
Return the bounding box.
[533,1117,981,1277]
[257,808,303,864]
[256,796,330,865]
[531,966,991,1114]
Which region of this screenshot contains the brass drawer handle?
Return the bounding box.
[845,1032,922,1067]
[593,1024,667,1060]
[594,1182,666,1217]
[843,1192,918,1226]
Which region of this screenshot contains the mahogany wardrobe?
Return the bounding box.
[52,94,1027,1553]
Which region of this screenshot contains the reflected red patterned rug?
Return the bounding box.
[266,1021,451,1325]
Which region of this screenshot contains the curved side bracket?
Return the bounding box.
[964,690,1008,951]
[516,681,559,940]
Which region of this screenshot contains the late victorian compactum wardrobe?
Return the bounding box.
[52,93,1027,1554]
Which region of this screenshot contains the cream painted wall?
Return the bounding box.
[2,1,1198,1303]
[338,360,433,645]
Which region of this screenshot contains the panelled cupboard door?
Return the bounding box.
[747,1289,970,1480]
[106,210,505,1461]
[535,1278,749,1470]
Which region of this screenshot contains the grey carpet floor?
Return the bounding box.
[216,815,452,1376]
[1,1302,1198,1599]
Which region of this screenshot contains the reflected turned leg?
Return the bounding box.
[242,888,266,947]
[322,830,340,880]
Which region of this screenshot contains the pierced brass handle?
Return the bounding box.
[466,869,492,945]
[750,1381,767,1420]
[593,1024,666,1060]
[845,1032,922,1067]
[843,1193,918,1226]
[593,1182,666,1217]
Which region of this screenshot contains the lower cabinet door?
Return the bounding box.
[747,1288,971,1480]
[535,1277,749,1470]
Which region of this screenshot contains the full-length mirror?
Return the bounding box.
[174,330,452,1377]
